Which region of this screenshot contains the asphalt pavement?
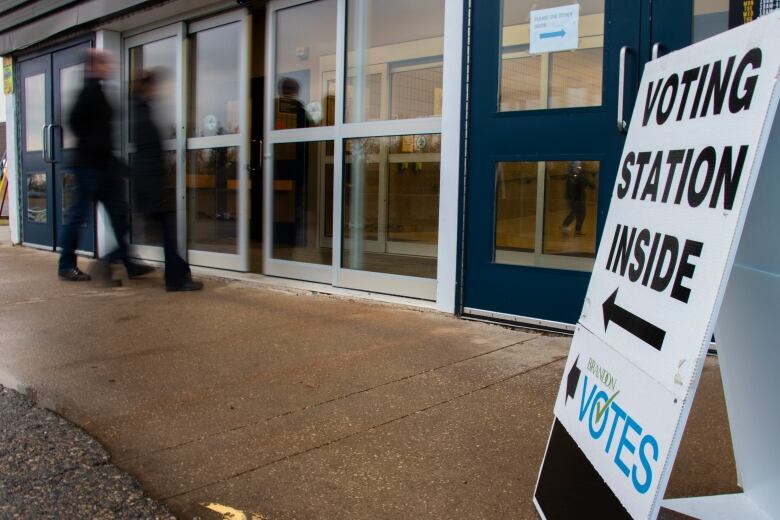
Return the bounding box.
[0,385,173,519]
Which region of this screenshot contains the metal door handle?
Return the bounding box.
[41,124,50,162]
[652,42,662,60]
[617,46,631,134]
[49,124,59,163]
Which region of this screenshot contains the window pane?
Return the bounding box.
[390,65,443,119]
[187,147,238,253]
[346,0,444,123]
[129,151,176,247]
[549,47,602,109]
[130,37,178,141]
[500,0,604,111]
[342,134,440,279]
[543,160,598,257]
[272,141,333,265]
[275,0,337,129]
[26,172,47,223]
[60,64,84,149]
[61,171,79,225]
[25,74,45,152]
[189,23,241,137]
[494,160,598,265]
[495,162,538,255]
[693,0,729,43]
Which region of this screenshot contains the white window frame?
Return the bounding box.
[264,0,462,305]
[123,23,185,264]
[122,10,251,272]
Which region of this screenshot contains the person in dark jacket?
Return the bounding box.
[58,49,153,282]
[131,69,202,291]
[561,161,595,236]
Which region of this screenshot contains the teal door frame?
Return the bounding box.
[459,0,693,326]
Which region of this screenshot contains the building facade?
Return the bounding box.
[0,0,760,330]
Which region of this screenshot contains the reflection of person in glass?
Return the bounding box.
[561,161,594,237]
[131,69,203,291]
[275,77,308,129]
[58,49,153,283]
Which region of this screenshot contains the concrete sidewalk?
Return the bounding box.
[0,240,739,519]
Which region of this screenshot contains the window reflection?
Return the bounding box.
[275,0,337,129]
[495,160,598,266]
[346,0,444,122]
[272,141,333,265]
[25,74,45,152]
[495,162,537,253]
[60,64,84,149]
[26,172,47,223]
[189,23,241,137]
[130,38,177,141]
[342,134,440,279]
[186,147,239,254]
[500,0,604,111]
[129,151,176,247]
[543,160,598,257]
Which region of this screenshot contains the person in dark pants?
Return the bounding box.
[131,69,202,291]
[561,161,594,236]
[58,49,153,283]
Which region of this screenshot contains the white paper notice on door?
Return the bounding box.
[529,4,580,55]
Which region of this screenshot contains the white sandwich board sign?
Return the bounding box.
[535,11,780,520]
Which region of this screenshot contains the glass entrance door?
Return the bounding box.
[125,25,182,263]
[265,0,447,300]
[124,12,250,272]
[18,41,94,253]
[461,0,644,325]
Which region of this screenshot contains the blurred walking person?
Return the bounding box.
[131,69,202,291]
[58,49,153,283]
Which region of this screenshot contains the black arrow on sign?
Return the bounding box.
[602,288,666,351]
[565,355,581,404]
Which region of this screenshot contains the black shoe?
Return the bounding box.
[166,280,204,292]
[126,262,156,279]
[58,268,91,282]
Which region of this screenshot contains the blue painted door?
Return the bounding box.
[461,1,696,326]
[18,41,95,253]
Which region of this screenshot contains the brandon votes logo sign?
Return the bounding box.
[553,328,678,519]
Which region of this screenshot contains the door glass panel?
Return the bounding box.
[495,162,538,254]
[342,134,440,279]
[390,65,443,119]
[189,23,241,137]
[60,63,84,149]
[24,74,45,152]
[275,0,337,129]
[129,151,176,247]
[346,0,444,123]
[129,37,177,141]
[500,0,604,111]
[543,160,598,257]
[26,172,47,223]
[187,147,239,253]
[61,171,79,225]
[693,0,729,43]
[272,141,333,265]
[494,160,598,264]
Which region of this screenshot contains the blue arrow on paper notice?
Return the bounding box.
[540,29,567,39]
